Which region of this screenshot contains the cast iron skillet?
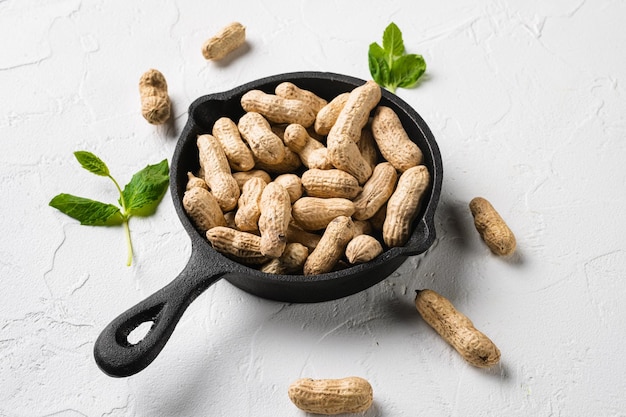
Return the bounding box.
[94,71,443,378]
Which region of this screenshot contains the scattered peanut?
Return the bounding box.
[304,216,355,275]
[201,22,246,61]
[212,117,255,172]
[346,234,383,264]
[469,197,516,256]
[371,105,423,172]
[241,90,316,127]
[258,182,291,258]
[383,165,430,247]
[139,69,171,125]
[182,187,226,232]
[292,197,355,231]
[275,82,328,113]
[288,376,373,415]
[197,134,240,212]
[260,242,309,274]
[301,168,361,199]
[415,289,501,368]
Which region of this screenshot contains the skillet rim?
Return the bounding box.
[170,71,442,299]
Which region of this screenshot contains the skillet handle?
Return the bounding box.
[93,249,229,377]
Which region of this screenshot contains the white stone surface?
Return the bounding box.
[1,0,626,415]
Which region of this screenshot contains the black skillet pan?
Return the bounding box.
[94,71,443,378]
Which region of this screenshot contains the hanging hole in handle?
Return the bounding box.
[115,303,164,348]
[127,321,155,345]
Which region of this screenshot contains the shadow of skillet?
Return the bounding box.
[133,193,515,414]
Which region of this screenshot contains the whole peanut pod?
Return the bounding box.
[258,182,291,258]
[201,22,246,61]
[197,134,240,212]
[288,376,373,415]
[234,177,266,233]
[182,187,226,233]
[212,117,255,172]
[371,106,423,172]
[139,69,171,125]
[238,112,286,165]
[304,216,355,275]
[301,169,361,199]
[328,80,381,144]
[469,197,516,256]
[314,92,349,135]
[185,172,208,191]
[252,145,302,174]
[292,197,355,231]
[353,162,397,221]
[326,81,381,184]
[283,123,332,170]
[241,90,317,127]
[273,173,303,203]
[345,234,383,264]
[233,169,271,190]
[415,289,501,368]
[383,165,430,247]
[206,226,269,265]
[275,82,328,113]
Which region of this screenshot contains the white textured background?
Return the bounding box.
[2,0,626,416]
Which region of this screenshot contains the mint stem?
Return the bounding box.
[123,218,133,266]
[109,174,134,266]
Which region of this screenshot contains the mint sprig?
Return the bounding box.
[49,151,169,266]
[368,22,427,93]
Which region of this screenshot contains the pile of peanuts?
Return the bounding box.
[182,79,431,275]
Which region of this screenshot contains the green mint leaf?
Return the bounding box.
[49,193,124,226]
[121,159,169,217]
[74,151,110,177]
[368,42,390,87]
[389,54,427,90]
[368,22,427,93]
[382,22,405,61]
